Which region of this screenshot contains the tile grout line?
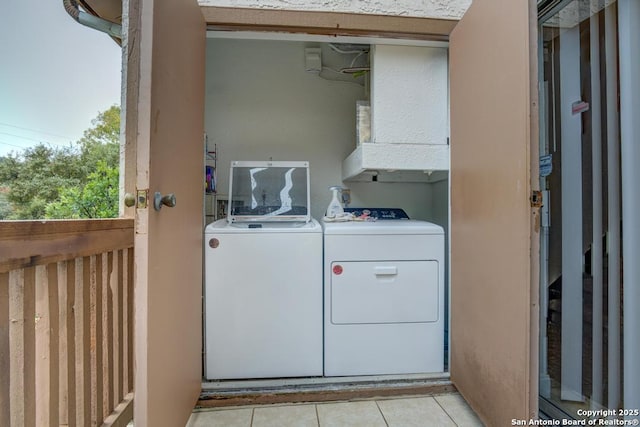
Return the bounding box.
[434,395,460,427]
[374,400,390,427]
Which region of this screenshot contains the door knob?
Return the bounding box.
[154,192,177,211]
[124,193,136,207]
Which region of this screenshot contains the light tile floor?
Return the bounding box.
[187,393,484,427]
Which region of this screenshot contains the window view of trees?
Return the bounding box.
[0,105,120,219]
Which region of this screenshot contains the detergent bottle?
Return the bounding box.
[326,186,344,217]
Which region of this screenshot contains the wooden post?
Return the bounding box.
[105,251,115,416]
[91,254,104,424]
[9,267,36,427]
[115,250,124,404]
[122,249,130,394]
[127,247,134,392]
[58,261,77,426]
[101,252,112,418]
[75,257,92,425]
[60,260,81,427]
[35,264,60,426]
[0,272,9,426]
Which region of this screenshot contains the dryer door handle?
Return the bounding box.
[374,266,397,276]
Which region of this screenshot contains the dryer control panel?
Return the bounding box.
[343,208,410,220]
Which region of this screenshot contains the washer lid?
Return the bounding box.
[322,219,443,235]
[227,160,311,223]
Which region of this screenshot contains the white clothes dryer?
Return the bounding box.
[322,208,445,376]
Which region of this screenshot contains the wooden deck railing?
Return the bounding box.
[0,219,135,427]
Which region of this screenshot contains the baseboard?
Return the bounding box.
[198,374,454,408]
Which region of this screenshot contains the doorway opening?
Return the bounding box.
[538,0,640,418]
[201,31,452,389]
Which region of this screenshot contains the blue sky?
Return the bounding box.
[0,0,121,157]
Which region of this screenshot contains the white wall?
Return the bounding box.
[198,0,471,20]
[425,178,448,230]
[205,38,444,221]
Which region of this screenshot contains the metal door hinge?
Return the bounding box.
[530,190,543,208]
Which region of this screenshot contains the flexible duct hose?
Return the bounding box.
[62,0,80,21]
[61,0,122,39]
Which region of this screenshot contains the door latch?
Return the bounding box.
[530,190,543,208]
[137,190,149,209]
[123,190,152,209]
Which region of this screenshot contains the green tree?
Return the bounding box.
[0,144,84,218]
[0,105,120,219]
[77,105,120,175]
[0,188,13,219]
[45,161,119,219]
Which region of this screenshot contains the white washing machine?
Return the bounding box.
[204,161,323,380]
[322,208,445,376]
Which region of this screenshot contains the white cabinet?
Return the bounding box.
[343,44,450,181]
[371,45,448,146]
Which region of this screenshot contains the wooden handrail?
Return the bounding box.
[1,218,135,426]
[0,219,134,274]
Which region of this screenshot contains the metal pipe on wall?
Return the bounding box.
[62,0,122,38]
[604,4,620,410]
[618,0,640,413]
[590,12,603,409]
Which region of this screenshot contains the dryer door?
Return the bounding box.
[330,260,439,324]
